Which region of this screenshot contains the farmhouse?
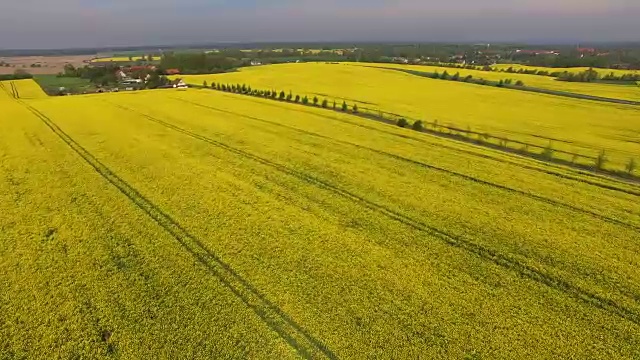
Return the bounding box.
[169,78,188,89]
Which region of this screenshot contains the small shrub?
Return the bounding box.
[595,150,607,170]
[412,120,424,131]
[279,91,286,100]
[515,80,525,86]
[397,118,409,128]
[341,101,348,112]
[626,158,637,174]
[302,96,309,105]
[295,95,301,103]
[321,99,328,108]
[286,91,293,101]
[203,80,208,87]
[542,143,555,160]
[352,104,358,113]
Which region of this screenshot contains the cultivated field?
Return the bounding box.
[179,63,640,171]
[1,80,640,358]
[90,56,151,63]
[356,62,640,102]
[0,55,92,75]
[492,64,640,77]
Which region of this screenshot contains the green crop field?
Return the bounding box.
[33,75,97,95]
[179,63,640,171]
[1,80,640,358]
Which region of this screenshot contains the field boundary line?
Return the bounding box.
[213,92,640,197]
[166,96,640,231]
[109,101,640,327]
[21,101,337,360]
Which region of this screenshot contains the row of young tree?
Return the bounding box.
[204,80,440,136]
[204,81,360,113]
[428,70,525,87]
[400,118,638,175]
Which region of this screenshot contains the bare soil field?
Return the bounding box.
[0,55,94,75]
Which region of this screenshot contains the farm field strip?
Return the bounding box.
[156,93,640,217]
[492,64,640,77]
[359,64,640,106]
[354,63,640,103]
[161,95,640,232]
[92,91,637,231]
[179,64,640,171]
[207,90,640,195]
[43,94,640,314]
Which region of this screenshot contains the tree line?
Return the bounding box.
[204,80,361,113]
[556,68,640,83]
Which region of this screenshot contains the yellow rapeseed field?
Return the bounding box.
[1,83,640,358]
[492,64,640,77]
[355,62,640,102]
[178,63,640,170]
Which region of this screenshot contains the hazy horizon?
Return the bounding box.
[1,0,638,49]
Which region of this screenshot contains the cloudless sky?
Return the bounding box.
[0,0,638,48]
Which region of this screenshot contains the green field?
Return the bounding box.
[1,79,640,358]
[33,75,96,95]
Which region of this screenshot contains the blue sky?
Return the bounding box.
[0,0,638,48]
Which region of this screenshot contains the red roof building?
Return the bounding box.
[577,48,596,54]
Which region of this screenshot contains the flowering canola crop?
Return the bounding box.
[1,83,639,358]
